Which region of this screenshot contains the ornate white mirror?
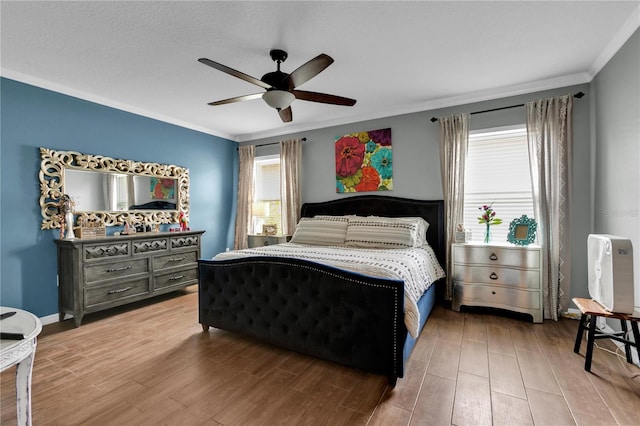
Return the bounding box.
[39,147,189,229]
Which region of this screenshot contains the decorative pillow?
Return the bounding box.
[345,216,429,248]
[395,216,429,246]
[289,216,349,246]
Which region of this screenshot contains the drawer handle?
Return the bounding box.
[108,286,132,294]
[489,253,498,261]
[106,266,132,273]
[490,272,499,280]
[169,275,185,281]
[168,257,185,262]
[263,241,270,246]
[492,291,497,295]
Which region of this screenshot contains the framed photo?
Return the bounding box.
[507,215,537,246]
[262,224,278,236]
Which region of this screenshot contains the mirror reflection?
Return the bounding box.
[65,170,177,212]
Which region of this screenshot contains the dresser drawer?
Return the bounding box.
[153,251,197,271]
[154,268,198,290]
[85,278,150,307]
[170,234,200,250]
[83,242,130,261]
[133,238,168,255]
[85,258,149,284]
[453,245,540,269]
[452,265,540,289]
[453,283,540,310]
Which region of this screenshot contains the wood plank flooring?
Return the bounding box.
[2,286,639,425]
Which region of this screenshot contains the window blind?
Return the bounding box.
[254,158,281,201]
[463,127,534,242]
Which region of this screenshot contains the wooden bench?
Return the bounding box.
[572,297,640,372]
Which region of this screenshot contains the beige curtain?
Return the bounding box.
[439,113,470,300]
[104,174,118,211]
[127,176,135,210]
[280,138,303,236]
[234,145,255,249]
[526,95,573,321]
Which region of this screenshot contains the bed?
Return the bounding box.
[198,195,445,385]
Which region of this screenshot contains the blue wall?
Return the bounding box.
[0,78,237,316]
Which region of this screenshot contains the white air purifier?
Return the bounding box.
[587,234,635,314]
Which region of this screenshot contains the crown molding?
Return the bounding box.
[588,4,640,78]
[0,69,236,142]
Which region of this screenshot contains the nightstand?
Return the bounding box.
[451,242,543,323]
[247,234,291,248]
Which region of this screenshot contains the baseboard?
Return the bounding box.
[561,308,581,320]
[40,312,63,326]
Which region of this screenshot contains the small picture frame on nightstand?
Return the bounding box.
[262,224,278,236]
[454,231,472,243]
[507,215,537,246]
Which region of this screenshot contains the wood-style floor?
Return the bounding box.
[2,286,639,425]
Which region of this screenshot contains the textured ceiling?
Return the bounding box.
[1,1,638,142]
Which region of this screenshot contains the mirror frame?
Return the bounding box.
[507,215,537,246]
[39,147,189,230]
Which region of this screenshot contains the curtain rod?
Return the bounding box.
[429,92,584,123]
[255,137,307,148]
[236,137,307,150]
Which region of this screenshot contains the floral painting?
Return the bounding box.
[335,128,392,193]
[150,177,175,200]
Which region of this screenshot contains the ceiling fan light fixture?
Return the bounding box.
[262,90,295,109]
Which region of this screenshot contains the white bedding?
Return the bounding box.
[214,243,445,338]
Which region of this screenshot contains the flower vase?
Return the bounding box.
[64,212,76,239]
[484,223,491,244]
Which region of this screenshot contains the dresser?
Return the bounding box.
[55,230,204,326]
[451,242,543,323]
[247,234,290,248]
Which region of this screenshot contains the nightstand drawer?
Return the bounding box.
[453,245,540,269]
[248,235,290,248]
[452,265,540,289]
[453,283,540,310]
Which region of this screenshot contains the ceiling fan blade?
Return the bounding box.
[198,58,272,90]
[207,93,264,106]
[292,90,356,106]
[285,54,334,89]
[278,107,292,123]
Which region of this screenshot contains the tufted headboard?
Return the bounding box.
[300,195,445,266]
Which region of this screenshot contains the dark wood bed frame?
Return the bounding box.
[198,195,445,385]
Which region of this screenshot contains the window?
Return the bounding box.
[252,155,282,235]
[463,126,534,242]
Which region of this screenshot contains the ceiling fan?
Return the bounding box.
[198,49,356,123]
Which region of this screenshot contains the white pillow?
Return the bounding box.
[289,216,349,246]
[345,216,429,248]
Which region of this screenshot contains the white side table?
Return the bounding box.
[451,242,543,322]
[1,307,42,426]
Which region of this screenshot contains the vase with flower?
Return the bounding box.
[478,204,502,243]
